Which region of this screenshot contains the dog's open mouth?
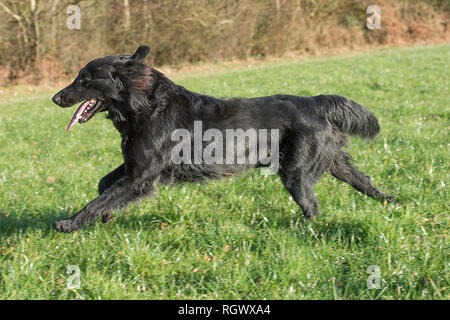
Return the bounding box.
[67,99,103,132]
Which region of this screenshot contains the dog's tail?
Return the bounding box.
[314,95,379,139]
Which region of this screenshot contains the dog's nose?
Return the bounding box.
[52,92,62,106]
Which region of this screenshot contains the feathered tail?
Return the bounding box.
[314,95,379,139]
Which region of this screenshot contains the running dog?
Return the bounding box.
[51,45,395,232]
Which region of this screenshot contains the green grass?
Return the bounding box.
[0,45,448,300]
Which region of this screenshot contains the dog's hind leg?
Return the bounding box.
[330,151,395,203]
[281,168,321,219]
[279,145,328,219]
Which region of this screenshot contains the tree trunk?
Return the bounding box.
[123,0,130,31]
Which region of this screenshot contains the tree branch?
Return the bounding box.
[0,0,22,22]
[0,0,29,45]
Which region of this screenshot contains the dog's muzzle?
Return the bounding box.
[52,91,63,106]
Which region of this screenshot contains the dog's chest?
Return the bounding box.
[112,119,127,135]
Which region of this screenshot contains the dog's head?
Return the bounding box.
[52,45,151,131]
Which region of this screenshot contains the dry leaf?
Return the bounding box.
[159,223,168,230]
[46,176,56,184]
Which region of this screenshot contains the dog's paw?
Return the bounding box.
[384,195,401,206]
[101,212,114,224]
[53,219,78,233]
[303,207,321,220]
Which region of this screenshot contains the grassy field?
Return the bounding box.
[0,45,448,300]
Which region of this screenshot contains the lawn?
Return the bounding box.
[0,44,448,300]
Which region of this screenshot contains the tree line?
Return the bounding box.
[0,0,448,85]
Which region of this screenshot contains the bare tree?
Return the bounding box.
[0,0,41,67]
[123,0,130,30]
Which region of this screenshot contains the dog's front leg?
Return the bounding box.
[97,164,126,223]
[53,175,154,233]
[98,164,125,195]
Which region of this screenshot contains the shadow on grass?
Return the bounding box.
[320,220,377,246]
[0,210,62,236]
[253,203,379,246]
[0,200,378,248]
[0,207,168,237]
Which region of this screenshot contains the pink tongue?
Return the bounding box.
[66,100,91,132]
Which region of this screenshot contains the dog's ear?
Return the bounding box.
[129,45,150,63]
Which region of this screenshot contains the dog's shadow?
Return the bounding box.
[1,204,377,247]
[0,208,169,236]
[0,210,62,236]
[255,208,377,246]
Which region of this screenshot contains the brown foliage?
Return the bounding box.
[0,0,448,86]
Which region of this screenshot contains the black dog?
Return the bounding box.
[51,45,394,232]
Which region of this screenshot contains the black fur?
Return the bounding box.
[51,45,395,232]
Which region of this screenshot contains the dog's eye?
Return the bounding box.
[78,76,91,85]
